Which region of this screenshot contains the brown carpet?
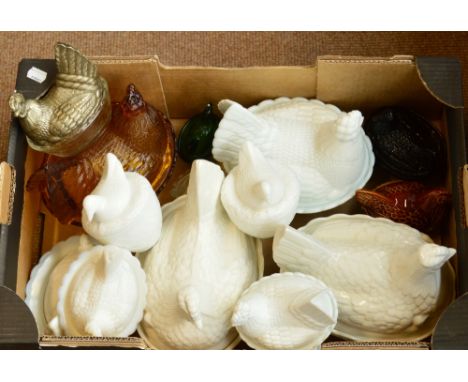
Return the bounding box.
[1,31,467,161]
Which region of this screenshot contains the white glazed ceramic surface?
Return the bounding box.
[55,245,147,337]
[273,214,456,341]
[232,272,338,350]
[25,235,95,335]
[221,142,300,239]
[138,160,263,349]
[82,153,162,252]
[212,98,375,213]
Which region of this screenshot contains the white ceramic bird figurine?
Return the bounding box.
[26,237,146,337]
[55,245,147,337]
[212,98,374,213]
[82,152,162,252]
[25,235,95,335]
[139,159,262,349]
[221,141,300,238]
[232,272,338,349]
[273,214,456,340]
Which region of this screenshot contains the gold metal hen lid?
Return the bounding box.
[9,43,111,157]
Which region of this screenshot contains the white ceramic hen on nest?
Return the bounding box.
[232,272,338,350]
[212,98,375,213]
[82,152,162,253]
[221,141,300,239]
[25,235,95,336]
[55,245,147,337]
[26,239,147,337]
[138,159,263,349]
[273,214,456,341]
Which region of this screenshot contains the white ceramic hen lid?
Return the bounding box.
[56,245,147,337]
[25,235,95,335]
[82,153,162,252]
[221,141,300,238]
[232,272,338,350]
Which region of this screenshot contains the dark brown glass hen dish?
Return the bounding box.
[365,107,446,181]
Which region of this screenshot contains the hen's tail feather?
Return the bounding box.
[55,42,97,78]
[273,226,334,272]
[178,286,203,330]
[212,100,271,170]
[289,288,337,329]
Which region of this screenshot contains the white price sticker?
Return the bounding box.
[26,66,47,84]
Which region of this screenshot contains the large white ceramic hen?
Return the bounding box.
[212,98,374,213]
[139,160,262,349]
[232,272,338,349]
[273,214,456,340]
[82,153,162,252]
[221,141,300,239]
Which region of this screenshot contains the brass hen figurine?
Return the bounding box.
[9,43,111,156]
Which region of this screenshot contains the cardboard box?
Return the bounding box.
[0,54,466,349]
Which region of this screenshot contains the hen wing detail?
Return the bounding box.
[49,92,101,137]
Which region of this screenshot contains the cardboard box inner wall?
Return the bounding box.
[4,55,466,348]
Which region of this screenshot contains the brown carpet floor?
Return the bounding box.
[1,31,467,161]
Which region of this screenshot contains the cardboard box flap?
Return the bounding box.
[415,57,464,109]
[322,341,430,350]
[0,286,38,349]
[157,62,317,118]
[0,162,15,225]
[431,292,468,349]
[316,55,447,117]
[0,59,35,291]
[445,107,468,295]
[462,165,468,228]
[94,55,168,116]
[39,335,147,349]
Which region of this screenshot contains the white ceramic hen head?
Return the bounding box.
[82,153,162,252]
[138,159,262,349]
[335,110,364,141]
[232,272,338,350]
[213,98,374,213]
[55,245,147,337]
[221,141,300,238]
[273,214,456,341]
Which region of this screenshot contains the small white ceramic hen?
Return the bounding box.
[26,235,95,335]
[82,153,162,252]
[232,272,338,350]
[55,245,147,337]
[139,159,262,349]
[221,142,300,239]
[212,98,374,213]
[273,214,456,341]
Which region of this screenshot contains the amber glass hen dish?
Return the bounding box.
[356,180,451,233]
[27,84,176,225]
